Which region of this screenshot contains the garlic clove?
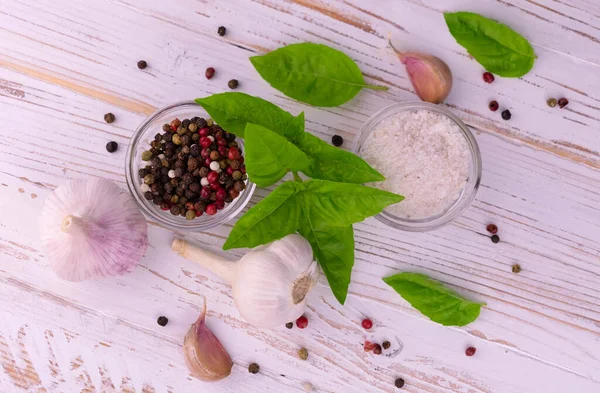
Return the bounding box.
[389,35,453,104]
[183,300,233,382]
[39,178,148,281]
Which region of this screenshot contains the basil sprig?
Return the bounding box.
[250,43,387,107]
[444,12,535,77]
[199,93,402,304]
[383,272,485,326]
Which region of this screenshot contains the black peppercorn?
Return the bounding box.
[501,109,511,120]
[189,182,200,193]
[382,341,391,350]
[191,133,200,142]
[157,316,168,326]
[137,60,147,69]
[188,157,199,171]
[162,133,172,142]
[394,378,405,388]
[199,167,210,178]
[285,322,293,329]
[104,112,115,123]
[182,119,191,128]
[138,168,148,178]
[217,26,226,36]
[512,264,522,273]
[234,180,245,192]
[331,135,343,147]
[170,205,181,216]
[153,196,162,205]
[144,191,153,200]
[248,363,260,374]
[491,234,500,244]
[228,79,239,89]
[162,124,171,132]
[196,118,208,128]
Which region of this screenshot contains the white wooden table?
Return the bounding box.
[1,0,600,392]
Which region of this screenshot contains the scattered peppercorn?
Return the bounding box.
[106,141,118,153]
[486,224,498,234]
[395,378,405,388]
[331,135,343,147]
[205,67,215,79]
[491,234,500,244]
[547,98,557,108]
[217,26,226,36]
[488,100,499,112]
[302,381,314,392]
[285,322,293,329]
[363,341,377,352]
[104,112,115,123]
[228,79,239,89]
[296,315,308,329]
[157,316,168,326]
[298,347,309,360]
[373,344,382,355]
[248,363,260,374]
[137,60,147,69]
[361,318,373,330]
[483,72,495,84]
[465,346,476,356]
[382,341,391,350]
[558,97,569,108]
[512,264,522,273]
[501,109,511,121]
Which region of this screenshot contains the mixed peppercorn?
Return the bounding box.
[139,117,247,219]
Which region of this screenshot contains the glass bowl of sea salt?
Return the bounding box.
[353,102,482,232]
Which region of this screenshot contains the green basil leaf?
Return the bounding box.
[444,12,535,77]
[195,92,294,137]
[296,133,384,183]
[383,272,485,326]
[285,111,305,142]
[223,181,304,250]
[250,43,387,107]
[244,123,310,187]
[304,179,403,227]
[299,206,354,304]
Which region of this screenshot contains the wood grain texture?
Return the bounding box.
[1,0,599,392]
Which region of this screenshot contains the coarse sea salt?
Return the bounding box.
[361,109,470,219]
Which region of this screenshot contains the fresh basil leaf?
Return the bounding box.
[223,181,304,250]
[304,179,403,227]
[299,205,354,305]
[296,133,384,184]
[444,12,535,77]
[383,272,485,326]
[250,43,387,107]
[244,123,310,187]
[195,92,294,137]
[285,111,305,143]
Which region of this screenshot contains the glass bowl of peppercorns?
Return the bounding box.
[125,101,255,231]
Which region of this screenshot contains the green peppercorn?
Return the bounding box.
[192,133,200,142]
[298,348,308,360]
[207,119,214,127]
[547,98,557,108]
[141,151,153,161]
[177,126,187,136]
[185,210,196,220]
[179,196,188,205]
[232,170,242,181]
[162,124,171,132]
[170,195,179,204]
[172,134,182,145]
[143,174,155,185]
[188,123,198,132]
[161,159,169,168]
[219,160,227,169]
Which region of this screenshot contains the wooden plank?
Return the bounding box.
[1,0,600,391]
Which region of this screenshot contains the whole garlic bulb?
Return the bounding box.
[172,234,318,328]
[40,178,148,281]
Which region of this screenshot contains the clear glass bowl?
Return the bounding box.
[125,101,255,231]
[352,102,482,232]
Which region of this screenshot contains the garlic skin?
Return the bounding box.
[39,178,148,281]
[389,36,453,104]
[172,234,318,329]
[183,301,233,382]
